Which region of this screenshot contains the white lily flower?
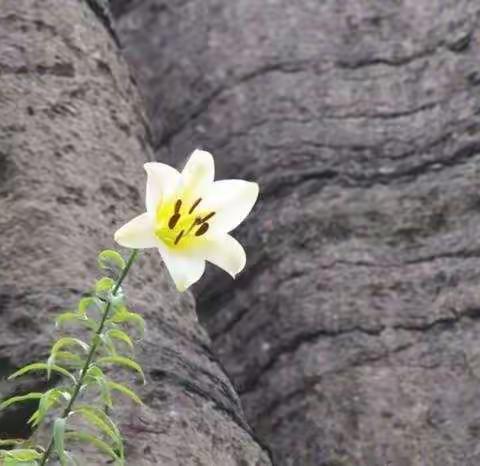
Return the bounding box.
[114,149,259,292]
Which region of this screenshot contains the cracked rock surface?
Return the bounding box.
[0,1,271,465]
[115,1,480,464]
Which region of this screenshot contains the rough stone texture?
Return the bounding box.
[115,1,480,465]
[0,1,271,465]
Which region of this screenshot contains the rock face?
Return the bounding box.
[115,1,480,465]
[0,1,271,465]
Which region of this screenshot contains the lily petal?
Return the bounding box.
[203,180,259,233]
[114,213,158,248]
[197,234,246,278]
[181,149,214,200]
[158,242,206,291]
[144,162,181,218]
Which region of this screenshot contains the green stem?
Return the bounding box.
[39,249,139,466]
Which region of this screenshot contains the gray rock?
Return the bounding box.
[115,0,480,464]
[0,1,271,465]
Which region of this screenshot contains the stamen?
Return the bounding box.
[201,211,215,223]
[168,213,180,229]
[174,230,184,245]
[174,199,182,213]
[189,198,202,214]
[195,223,209,236]
[168,199,183,229]
[186,217,201,234]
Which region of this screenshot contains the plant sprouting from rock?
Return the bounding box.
[0,148,260,465]
[0,249,143,465]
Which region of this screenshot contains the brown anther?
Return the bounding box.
[195,223,209,236]
[174,230,184,245]
[168,213,180,229]
[201,211,215,223]
[174,199,182,213]
[189,198,202,214]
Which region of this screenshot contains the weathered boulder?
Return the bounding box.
[116,1,480,464]
[0,1,271,464]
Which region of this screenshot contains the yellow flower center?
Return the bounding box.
[154,197,215,249]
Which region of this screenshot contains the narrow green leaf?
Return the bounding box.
[46,354,55,381]
[3,459,38,466]
[37,392,52,424]
[55,312,97,331]
[3,459,39,466]
[0,392,43,411]
[55,311,77,326]
[78,297,101,315]
[83,366,112,408]
[52,337,89,356]
[99,333,117,356]
[27,409,40,426]
[3,458,39,466]
[106,381,143,405]
[34,388,71,427]
[53,418,68,466]
[107,308,145,338]
[0,438,27,447]
[2,448,43,461]
[72,405,121,446]
[54,351,84,367]
[8,363,76,385]
[106,328,133,350]
[98,250,126,276]
[97,356,144,382]
[64,431,118,461]
[95,277,115,299]
[84,365,105,381]
[49,336,89,377]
